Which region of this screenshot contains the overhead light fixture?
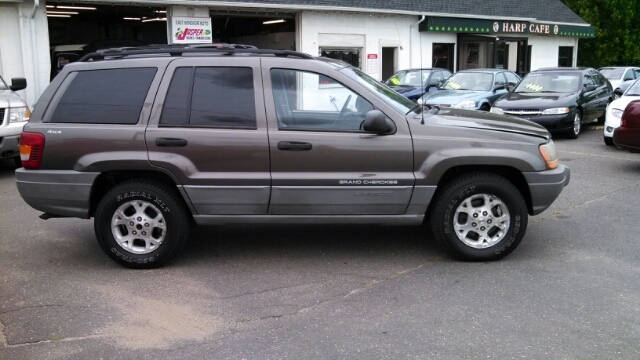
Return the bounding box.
[142,17,166,22]
[47,14,71,17]
[263,19,286,25]
[56,5,97,10]
[155,10,166,14]
[47,11,79,15]
[46,5,55,8]
[123,17,141,21]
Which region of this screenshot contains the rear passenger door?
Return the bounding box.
[261,58,415,215]
[147,57,270,215]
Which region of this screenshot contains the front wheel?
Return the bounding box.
[568,111,581,139]
[430,172,528,261]
[604,136,614,146]
[94,180,191,269]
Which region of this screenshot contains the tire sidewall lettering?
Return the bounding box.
[115,191,170,213]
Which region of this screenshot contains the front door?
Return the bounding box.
[261,58,414,215]
[146,57,270,215]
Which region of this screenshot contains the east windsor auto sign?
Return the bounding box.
[420,17,595,37]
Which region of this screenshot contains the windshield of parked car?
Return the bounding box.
[345,67,422,115]
[0,76,8,90]
[440,72,493,91]
[599,68,624,80]
[624,79,640,96]
[385,70,432,87]
[514,72,580,93]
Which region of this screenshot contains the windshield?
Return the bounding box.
[598,68,624,80]
[624,79,640,96]
[345,67,422,115]
[0,76,8,90]
[385,70,431,87]
[514,72,580,93]
[440,72,493,91]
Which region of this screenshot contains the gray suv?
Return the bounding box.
[15,46,570,268]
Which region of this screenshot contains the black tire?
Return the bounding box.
[567,111,581,139]
[597,101,610,125]
[94,180,190,269]
[13,156,22,168]
[430,172,528,261]
[479,104,490,111]
[604,136,614,146]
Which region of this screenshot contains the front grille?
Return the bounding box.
[505,108,540,112]
[504,108,542,116]
[0,108,5,126]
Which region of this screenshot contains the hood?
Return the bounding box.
[0,89,28,109]
[493,91,576,109]
[421,107,550,139]
[422,89,487,105]
[608,79,622,89]
[388,85,423,99]
[610,95,640,111]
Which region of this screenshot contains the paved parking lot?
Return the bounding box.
[1,124,639,359]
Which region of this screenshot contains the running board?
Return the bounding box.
[193,214,425,226]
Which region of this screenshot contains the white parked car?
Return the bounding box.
[599,67,640,98]
[604,78,640,145]
[0,75,30,166]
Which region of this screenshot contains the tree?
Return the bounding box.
[562,0,640,67]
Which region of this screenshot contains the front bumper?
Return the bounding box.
[15,169,100,218]
[519,112,575,132]
[523,164,571,215]
[0,134,20,159]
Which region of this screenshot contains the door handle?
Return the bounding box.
[277,141,312,151]
[156,138,188,147]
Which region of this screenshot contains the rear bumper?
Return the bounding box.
[523,164,571,215]
[15,169,99,218]
[613,127,640,153]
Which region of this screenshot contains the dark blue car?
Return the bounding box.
[384,68,452,101]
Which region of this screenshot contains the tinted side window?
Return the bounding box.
[495,73,507,86]
[442,70,453,79]
[583,73,594,86]
[624,69,635,81]
[160,67,256,128]
[634,69,640,79]
[271,69,373,132]
[50,68,156,124]
[429,71,444,86]
[591,71,604,86]
[504,72,520,87]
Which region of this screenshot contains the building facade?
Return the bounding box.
[0,0,594,108]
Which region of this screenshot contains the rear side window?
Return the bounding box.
[50,68,156,124]
[160,66,256,128]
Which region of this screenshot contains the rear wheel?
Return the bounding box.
[430,172,528,261]
[94,180,190,269]
[479,104,490,111]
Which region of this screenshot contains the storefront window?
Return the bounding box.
[432,43,454,71]
[321,48,361,69]
[558,47,574,67]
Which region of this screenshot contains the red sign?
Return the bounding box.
[367,54,378,59]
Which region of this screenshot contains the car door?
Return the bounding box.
[591,70,609,117]
[261,58,414,215]
[488,72,509,104]
[581,71,598,121]
[146,57,271,215]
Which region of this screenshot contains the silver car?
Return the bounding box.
[599,67,640,98]
[0,75,30,166]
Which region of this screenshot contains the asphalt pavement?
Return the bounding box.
[1,123,639,359]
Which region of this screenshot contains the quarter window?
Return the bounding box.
[160,67,256,128]
[50,68,156,124]
[271,69,373,131]
[624,69,635,81]
[504,72,520,87]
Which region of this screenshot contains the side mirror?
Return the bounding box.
[583,84,597,93]
[10,78,27,92]
[614,88,624,97]
[362,110,394,134]
[493,84,506,91]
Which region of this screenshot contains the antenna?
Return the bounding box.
[420,21,425,125]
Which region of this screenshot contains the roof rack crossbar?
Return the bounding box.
[79,46,314,62]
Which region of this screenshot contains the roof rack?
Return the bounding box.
[78,43,314,62]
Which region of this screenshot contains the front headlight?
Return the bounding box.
[8,106,31,123]
[611,108,623,119]
[541,107,570,115]
[490,107,504,115]
[454,100,476,108]
[539,140,559,170]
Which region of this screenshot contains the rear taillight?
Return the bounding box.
[621,100,640,128]
[19,132,45,170]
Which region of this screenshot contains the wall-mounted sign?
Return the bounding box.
[367,54,378,74]
[420,17,595,38]
[171,17,213,44]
